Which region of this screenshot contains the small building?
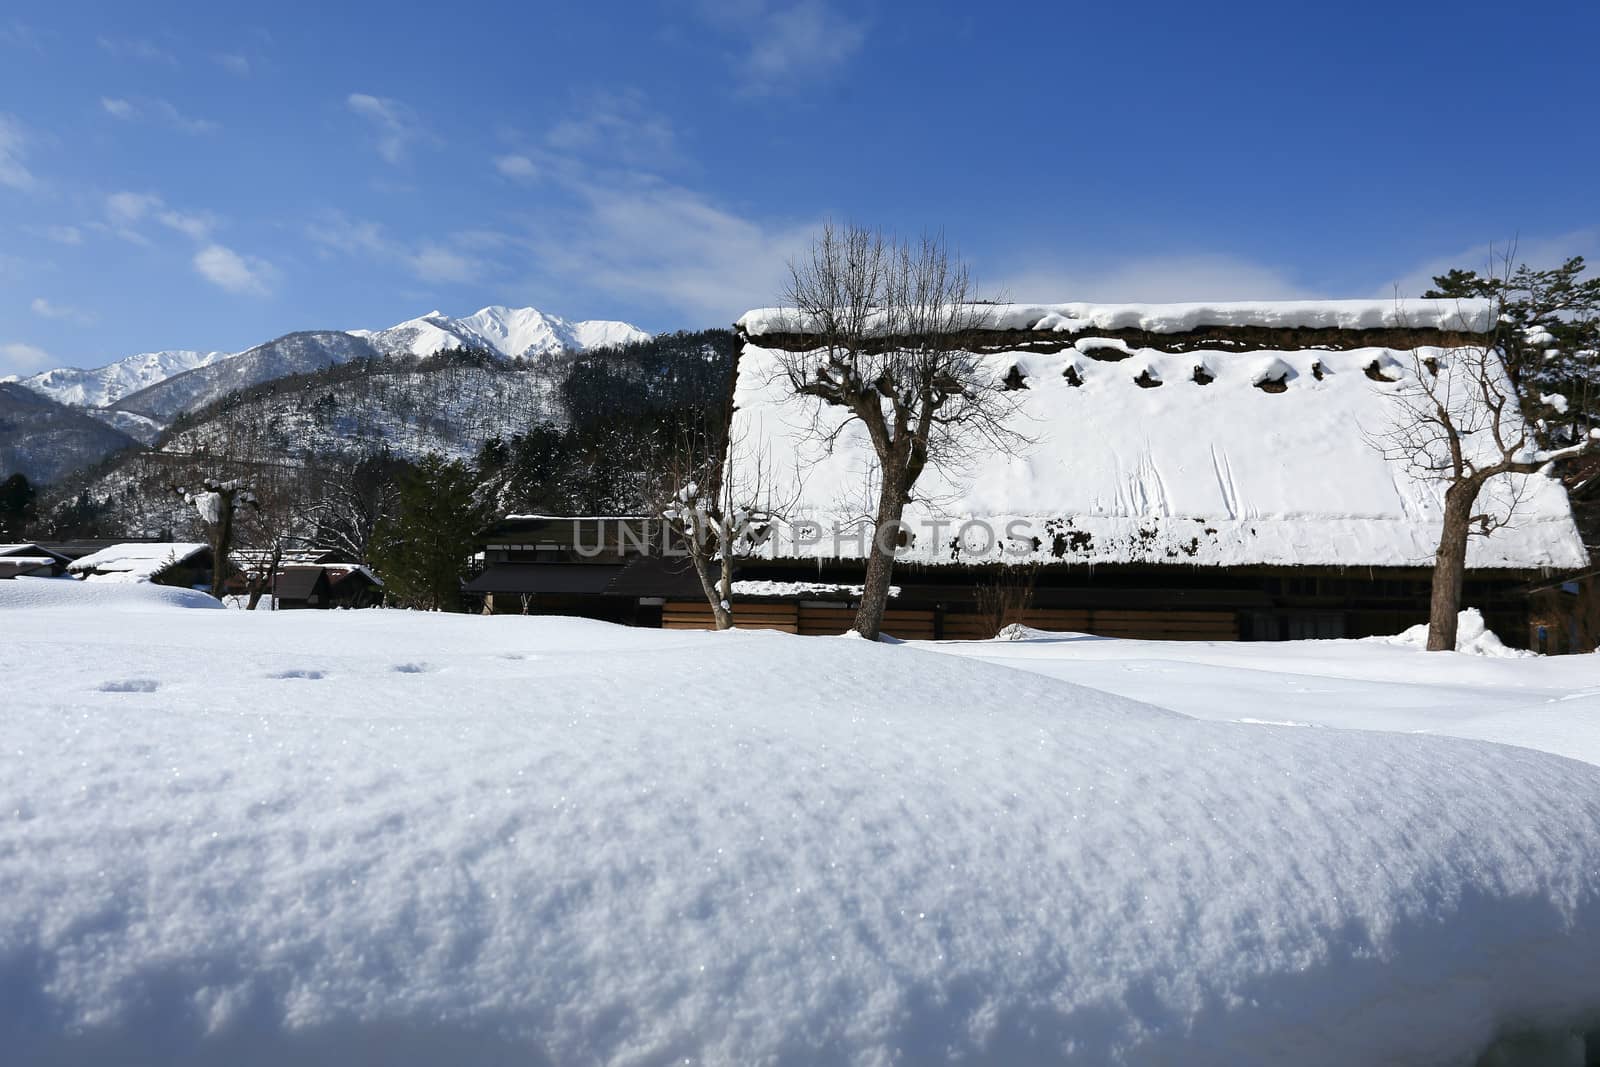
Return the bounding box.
[272,564,385,609]
[0,543,72,579]
[466,516,700,622]
[67,542,215,588]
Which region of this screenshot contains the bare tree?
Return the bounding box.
[237,462,310,610]
[774,223,1025,639]
[173,478,258,599]
[1371,295,1597,651]
[655,422,796,630]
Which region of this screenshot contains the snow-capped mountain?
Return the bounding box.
[11,349,231,408]
[113,331,383,425]
[12,306,650,425]
[364,306,650,362]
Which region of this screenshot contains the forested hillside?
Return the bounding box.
[39,330,739,545]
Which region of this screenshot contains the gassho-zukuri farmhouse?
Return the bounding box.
[466,298,1590,646]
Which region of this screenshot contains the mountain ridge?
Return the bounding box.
[12,305,651,413]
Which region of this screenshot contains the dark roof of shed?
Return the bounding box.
[273,567,332,600]
[463,563,626,595]
[606,556,715,598]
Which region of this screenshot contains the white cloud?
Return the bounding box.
[105,191,162,226]
[30,297,96,325]
[104,191,215,241]
[1,341,50,374]
[307,212,486,286]
[408,244,479,284]
[0,113,35,191]
[214,52,250,76]
[0,20,46,54]
[96,35,177,66]
[696,0,867,93]
[522,172,815,324]
[346,93,433,164]
[985,254,1318,304]
[1382,228,1600,300]
[494,154,539,180]
[99,96,219,134]
[43,225,82,245]
[545,91,679,166]
[193,244,275,296]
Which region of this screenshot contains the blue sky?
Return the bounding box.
[2,0,1596,376]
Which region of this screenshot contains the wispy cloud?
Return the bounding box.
[519,173,814,323]
[193,244,276,296]
[1382,228,1600,299]
[100,96,219,135]
[494,154,539,180]
[103,191,217,242]
[0,20,46,54]
[30,297,97,325]
[408,244,479,284]
[41,224,82,245]
[214,52,250,76]
[306,212,487,286]
[546,90,680,167]
[695,0,867,94]
[346,93,434,164]
[477,97,817,323]
[0,113,36,191]
[1,341,50,374]
[96,35,177,66]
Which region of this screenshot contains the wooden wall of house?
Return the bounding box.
[660,601,1240,641]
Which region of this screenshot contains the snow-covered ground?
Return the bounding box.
[3,581,1600,1065]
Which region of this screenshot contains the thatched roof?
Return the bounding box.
[726,301,1584,571]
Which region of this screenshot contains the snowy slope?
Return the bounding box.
[3,600,1600,1065]
[111,331,381,424]
[11,349,231,408]
[0,382,137,483]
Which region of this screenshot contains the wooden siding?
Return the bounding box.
[661,601,1239,641]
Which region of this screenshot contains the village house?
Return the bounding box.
[475,299,1588,647]
[271,564,386,609]
[0,543,72,579]
[66,542,216,588]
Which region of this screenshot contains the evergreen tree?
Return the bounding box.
[1425,256,1600,444]
[0,473,38,539]
[371,454,488,611]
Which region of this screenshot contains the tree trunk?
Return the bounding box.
[854,474,908,640]
[211,499,235,600]
[687,545,733,630]
[1427,483,1476,651]
[245,544,282,610]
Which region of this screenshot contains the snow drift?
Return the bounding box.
[3,606,1600,1064]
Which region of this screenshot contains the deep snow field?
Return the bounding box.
[4,580,1600,1065]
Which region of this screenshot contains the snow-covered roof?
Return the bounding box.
[67,542,209,582]
[727,338,1587,571]
[736,298,1495,339]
